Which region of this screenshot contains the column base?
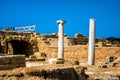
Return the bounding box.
[57,58,65,60]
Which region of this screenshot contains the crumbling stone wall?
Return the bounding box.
[67,33,88,45]
[38,43,120,62]
[0,55,25,70]
[67,37,88,45]
[0,31,38,56]
[0,66,88,80]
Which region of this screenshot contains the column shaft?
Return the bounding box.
[58,24,64,59]
[88,18,96,65]
[57,20,66,59]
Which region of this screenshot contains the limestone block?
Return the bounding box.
[0,64,16,70]
[22,36,26,40]
[52,59,65,64]
[18,36,22,40]
[34,52,41,58]
[0,56,11,65]
[34,52,46,59]
[19,63,26,67]
[48,58,57,64]
[29,39,35,45]
[64,61,73,66]
[10,55,25,64]
[29,55,36,59]
[27,57,45,61]
[74,33,83,38]
[92,76,119,80]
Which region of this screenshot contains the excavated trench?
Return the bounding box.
[7,40,33,57]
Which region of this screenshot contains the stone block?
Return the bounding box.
[10,55,25,64]
[52,59,65,64]
[0,64,16,70]
[0,63,25,70]
[0,56,11,65]
[19,63,26,67]
[48,58,57,64]
[64,61,73,66]
[29,55,36,59]
[34,52,46,58]
[0,55,25,70]
[92,76,119,80]
[27,58,45,61]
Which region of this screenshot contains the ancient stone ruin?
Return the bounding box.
[0,19,120,80]
[0,31,38,57]
[0,55,25,70]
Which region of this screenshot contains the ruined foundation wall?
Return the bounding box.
[38,42,120,62]
[0,55,25,70]
[0,65,88,80]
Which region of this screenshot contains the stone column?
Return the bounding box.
[57,20,66,59]
[88,18,96,65]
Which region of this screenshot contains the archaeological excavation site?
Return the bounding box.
[0,19,120,80]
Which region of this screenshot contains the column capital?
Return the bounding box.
[57,20,66,24]
[90,18,96,22]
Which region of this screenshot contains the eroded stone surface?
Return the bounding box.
[0,55,25,70]
[0,65,87,80]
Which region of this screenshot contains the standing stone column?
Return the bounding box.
[57,20,66,59]
[88,18,96,65]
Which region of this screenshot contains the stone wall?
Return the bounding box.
[68,37,88,45]
[38,43,120,62]
[0,65,88,80]
[0,55,25,70]
[0,31,38,56]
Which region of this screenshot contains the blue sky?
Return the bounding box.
[0,0,120,38]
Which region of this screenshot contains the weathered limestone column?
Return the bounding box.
[88,18,96,65]
[57,20,66,59]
